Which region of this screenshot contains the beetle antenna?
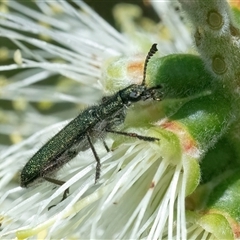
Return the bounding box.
[142,43,158,86]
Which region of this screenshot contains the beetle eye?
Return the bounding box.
[129,91,139,98]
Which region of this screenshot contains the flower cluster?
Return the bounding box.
[1,1,240,239]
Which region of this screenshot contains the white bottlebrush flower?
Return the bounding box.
[0,1,209,239]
